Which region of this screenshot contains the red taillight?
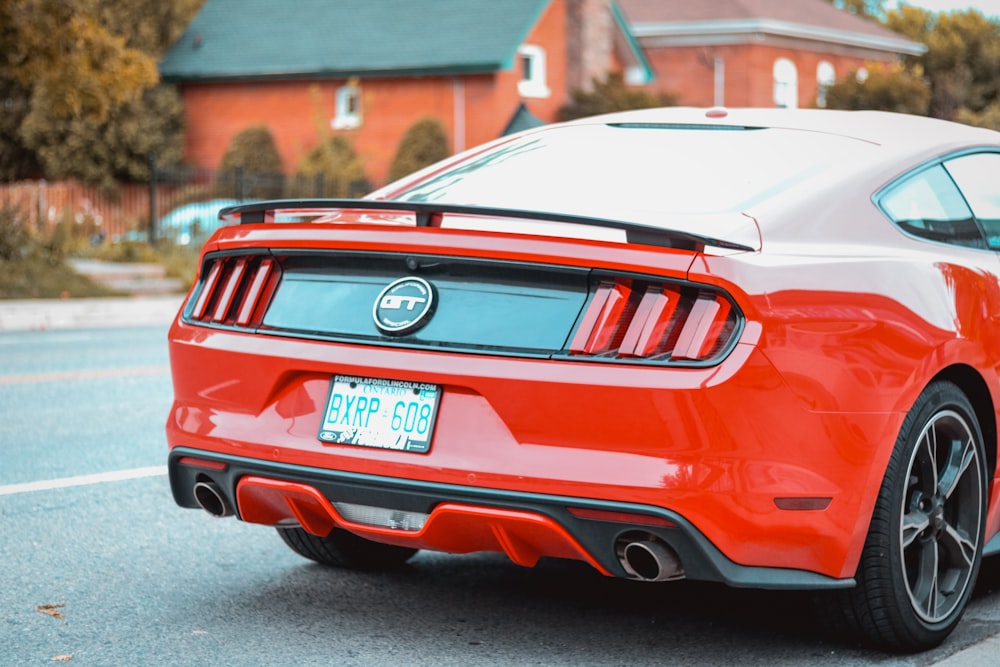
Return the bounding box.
[187,255,280,328]
[569,281,636,354]
[236,258,276,326]
[570,279,740,363]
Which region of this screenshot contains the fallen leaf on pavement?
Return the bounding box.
[36,603,66,619]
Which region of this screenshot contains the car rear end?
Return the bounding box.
[166,113,890,588]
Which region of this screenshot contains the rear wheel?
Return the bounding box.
[277,526,418,570]
[832,381,987,652]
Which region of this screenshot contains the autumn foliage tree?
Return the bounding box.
[887,6,1000,123]
[824,5,1000,130]
[823,0,888,20]
[824,63,930,115]
[0,0,201,185]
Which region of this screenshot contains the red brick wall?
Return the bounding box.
[643,42,895,109]
[176,0,574,188]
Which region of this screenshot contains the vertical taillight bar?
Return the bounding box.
[671,295,732,360]
[210,258,248,322]
[190,260,224,320]
[235,259,275,326]
[569,282,634,354]
[618,286,682,357]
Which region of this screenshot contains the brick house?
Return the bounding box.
[617,0,925,109]
[159,0,651,187]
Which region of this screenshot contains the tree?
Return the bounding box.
[0,79,41,181]
[824,0,888,20]
[824,63,930,115]
[387,117,451,183]
[955,102,1000,131]
[824,6,1000,126]
[0,0,200,184]
[0,0,157,123]
[887,7,1000,120]
[19,85,186,190]
[95,0,204,58]
[558,72,679,121]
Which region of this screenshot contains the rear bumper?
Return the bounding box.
[169,447,853,590]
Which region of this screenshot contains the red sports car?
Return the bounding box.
[166,107,1000,652]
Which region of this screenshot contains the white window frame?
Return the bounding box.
[332,83,362,129]
[517,44,550,99]
[773,58,798,109]
[816,61,836,108]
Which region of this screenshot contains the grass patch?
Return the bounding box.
[87,238,202,293]
[0,204,201,299]
[0,255,122,299]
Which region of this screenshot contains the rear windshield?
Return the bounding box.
[394,123,874,219]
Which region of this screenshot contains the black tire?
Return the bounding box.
[831,380,987,652]
[277,526,418,570]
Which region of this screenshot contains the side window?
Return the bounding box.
[944,153,1000,249]
[332,83,362,130]
[880,165,983,248]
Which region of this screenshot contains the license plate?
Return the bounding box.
[318,375,440,453]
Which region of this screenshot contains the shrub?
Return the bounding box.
[0,204,31,261]
[217,125,285,199]
[387,117,450,182]
[294,135,370,198]
[0,204,119,298]
[558,72,679,121]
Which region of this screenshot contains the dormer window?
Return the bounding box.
[332,83,362,129]
[517,45,550,98]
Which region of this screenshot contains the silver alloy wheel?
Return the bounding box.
[900,408,983,624]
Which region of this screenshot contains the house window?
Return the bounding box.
[517,45,550,99]
[773,58,798,109]
[816,61,835,108]
[332,83,362,129]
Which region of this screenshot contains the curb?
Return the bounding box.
[931,632,1000,666]
[0,296,185,332]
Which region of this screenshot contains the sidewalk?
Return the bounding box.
[0,295,184,331]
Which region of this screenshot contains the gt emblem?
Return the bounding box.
[373,277,436,335]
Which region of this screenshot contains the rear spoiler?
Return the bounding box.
[219,198,757,252]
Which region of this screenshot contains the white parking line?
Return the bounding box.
[0,364,170,385]
[0,466,168,496]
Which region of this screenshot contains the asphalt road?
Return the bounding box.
[3,320,1000,666]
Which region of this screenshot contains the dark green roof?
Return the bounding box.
[502,102,546,135]
[160,0,551,81]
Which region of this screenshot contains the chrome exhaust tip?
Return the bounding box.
[193,481,234,518]
[617,536,685,582]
